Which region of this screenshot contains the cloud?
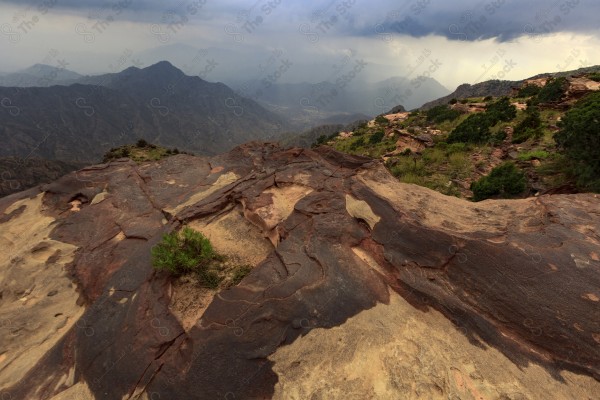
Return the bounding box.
[0,0,599,91]
[346,0,600,42]
[3,0,600,41]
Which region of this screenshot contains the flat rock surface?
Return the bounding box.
[0,143,598,399]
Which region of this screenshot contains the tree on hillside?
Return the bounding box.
[535,77,568,104]
[448,97,516,144]
[426,105,461,124]
[554,92,600,191]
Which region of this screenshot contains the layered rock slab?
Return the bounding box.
[0,143,597,399]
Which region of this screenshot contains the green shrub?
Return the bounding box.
[136,139,149,148]
[485,97,517,122]
[517,84,542,98]
[554,91,600,191]
[313,132,339,147]
[512,106,542,143]
[375,115,389,125]
[588,73,600,82]
[448,98,516,144]
[535,77,568,103]
[151,227,224,287]
[369,131,385,144]
[449,98,458,104]
[349,137,365,150]
[484,96,493,102]
[512,128,542,144]
[448,113,492,143]
[426,105,462,124]
[471,162,527,201]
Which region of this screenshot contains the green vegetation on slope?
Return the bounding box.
[535,77,568,104]
[554,91,600,191]
[102,139,188,163]
[512,106,542,144]
[448,97,516,144]
[318,74,599,200]
[426,105,462,124]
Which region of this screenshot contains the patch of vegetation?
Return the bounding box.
[518,150,550,161]
[517,84,542,98]
[151,227,253,289]
[426,105,462,124]
[554,91,600,191]
[369,131,385,144]
[512,106,542,143]
[447,113,492,144]
[231,265,252,286]
[587,72,600,82]
[448,98,516,144]
[349,137,365,151]
[535,77,568,104]
[375,115,389,125]
[313,132,339,147]
[103,141,185,163]
[535,153,572,189]
[151,227,225,288]
[470,162,527,201]
[485,97,518,122]
[446,142,470,154]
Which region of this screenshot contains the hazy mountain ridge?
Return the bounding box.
[231,75,450,123]
[0,62,286,163]
[0,63,83,87]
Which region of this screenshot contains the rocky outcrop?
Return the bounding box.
[0,143,599,399]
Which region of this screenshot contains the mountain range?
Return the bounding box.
[0,61,285,163]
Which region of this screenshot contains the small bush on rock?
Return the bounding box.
[152,227,224,288]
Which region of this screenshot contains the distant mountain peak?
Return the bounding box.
[143,61,183,75]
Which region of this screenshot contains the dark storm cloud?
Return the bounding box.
[352,0,600,42]
[3,0,600,41]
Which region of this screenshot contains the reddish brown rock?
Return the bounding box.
[0,143,598,399]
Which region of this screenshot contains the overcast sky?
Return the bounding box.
[1,0,599,89]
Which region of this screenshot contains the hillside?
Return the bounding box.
[0,142,598,399]
[0,62,286,163]
[0,157,83,198]
[419,65,600,111]
[323,69,600,200]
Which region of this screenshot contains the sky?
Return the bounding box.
[1,0,600,90]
